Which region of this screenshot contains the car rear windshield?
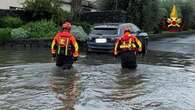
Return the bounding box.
[91,28,118,35]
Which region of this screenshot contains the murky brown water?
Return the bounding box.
[0,35,195,110]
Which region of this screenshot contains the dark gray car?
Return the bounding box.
[87,23,149,54]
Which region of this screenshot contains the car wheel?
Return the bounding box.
[141,38,148,55]
[142,46,147,55]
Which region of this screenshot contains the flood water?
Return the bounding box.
[0,35,195,110]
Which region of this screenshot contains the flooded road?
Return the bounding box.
[0,34,195,110]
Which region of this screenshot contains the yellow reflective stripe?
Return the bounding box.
[51,39,56,50]
[136,38,142,49]
[57,45,60,54]
[51,33,58,50]
[65,38,69,56]
[120,44,129,48]
[74,42,79,52]
[114,40,119,52]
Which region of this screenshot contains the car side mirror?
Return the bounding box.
[137,30,142,33]
[138,32,148,37]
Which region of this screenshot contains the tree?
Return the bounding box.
[99,0,130,11]
[127,0,142,26]
[127,0,161,32]
[71,0,82,21]
[23,0,70,24]
[142,0,161,32]
[180,1,194,30]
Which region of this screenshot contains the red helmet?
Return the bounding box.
[62,22,72,30]
[124,27,131,34]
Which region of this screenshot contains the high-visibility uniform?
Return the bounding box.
[114,33,142,69]
[114,33,142,54]
[51,31,79,68]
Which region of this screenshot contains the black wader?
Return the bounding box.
[120,51,137,69]
[56,46,74,69]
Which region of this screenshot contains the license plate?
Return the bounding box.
[95,38,107,43]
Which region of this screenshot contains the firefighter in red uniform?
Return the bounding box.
[114,28,142,69]
[51,21,79,69]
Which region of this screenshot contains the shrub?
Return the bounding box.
[0,28,11,43]
[23,0,70,25]
[23,20,58,38]
[74,22,92,34]
[52,10,71,25]
[71,25,88,42]
[0,16,24,28]
[11,27,28,39]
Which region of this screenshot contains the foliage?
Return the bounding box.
[180,1,194,30]
[11,27,28,39]
[74,22,92,34]
[11,20,91,41]
[98,0,130,11]
[97,0,195,32]
[23,0,70,24]
[0,16,24,28]
[71,25,88,41]
[142,0,161,32]
[127,0,142,27]
[127,0,161,32]
[190,13,195,29]
[23,20,58,38]
[0,28,11,43]
[98,0,161,32]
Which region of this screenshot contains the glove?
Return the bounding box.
[74,57,78,62]
[138,48,142,52]
[114,54,117,58]
[52,53,56,57]
[114,51,118,58]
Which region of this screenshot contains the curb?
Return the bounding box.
[149,30,195,40]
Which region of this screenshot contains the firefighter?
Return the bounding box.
[114,28,142,69]
[51,21,79,69]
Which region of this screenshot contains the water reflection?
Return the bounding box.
[51,68,80,110]
[82,53,118,65]
[97,68,146,109]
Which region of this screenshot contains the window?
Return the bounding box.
[92,28,118,35]
[130,24,141,33]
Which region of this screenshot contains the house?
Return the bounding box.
[0,0,96,12]
[0,0,24,10]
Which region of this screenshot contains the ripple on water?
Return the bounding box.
[0,63,195,110]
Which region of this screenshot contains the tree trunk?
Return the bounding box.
[71,0,82,21]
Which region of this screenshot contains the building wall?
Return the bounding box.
[0,0,96,11]
[0,0,24,9]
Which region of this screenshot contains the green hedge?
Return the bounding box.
[74,22,92,34]
[6,19,91,42]
[71,25,88,41]
[11,27,28,39]
[0,16,24,28]
[23,20,58,38]
[0,28,11,43]
[10,20,58,39]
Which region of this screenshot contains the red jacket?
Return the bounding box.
[51,31,79,57]
[114,33,142,55]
